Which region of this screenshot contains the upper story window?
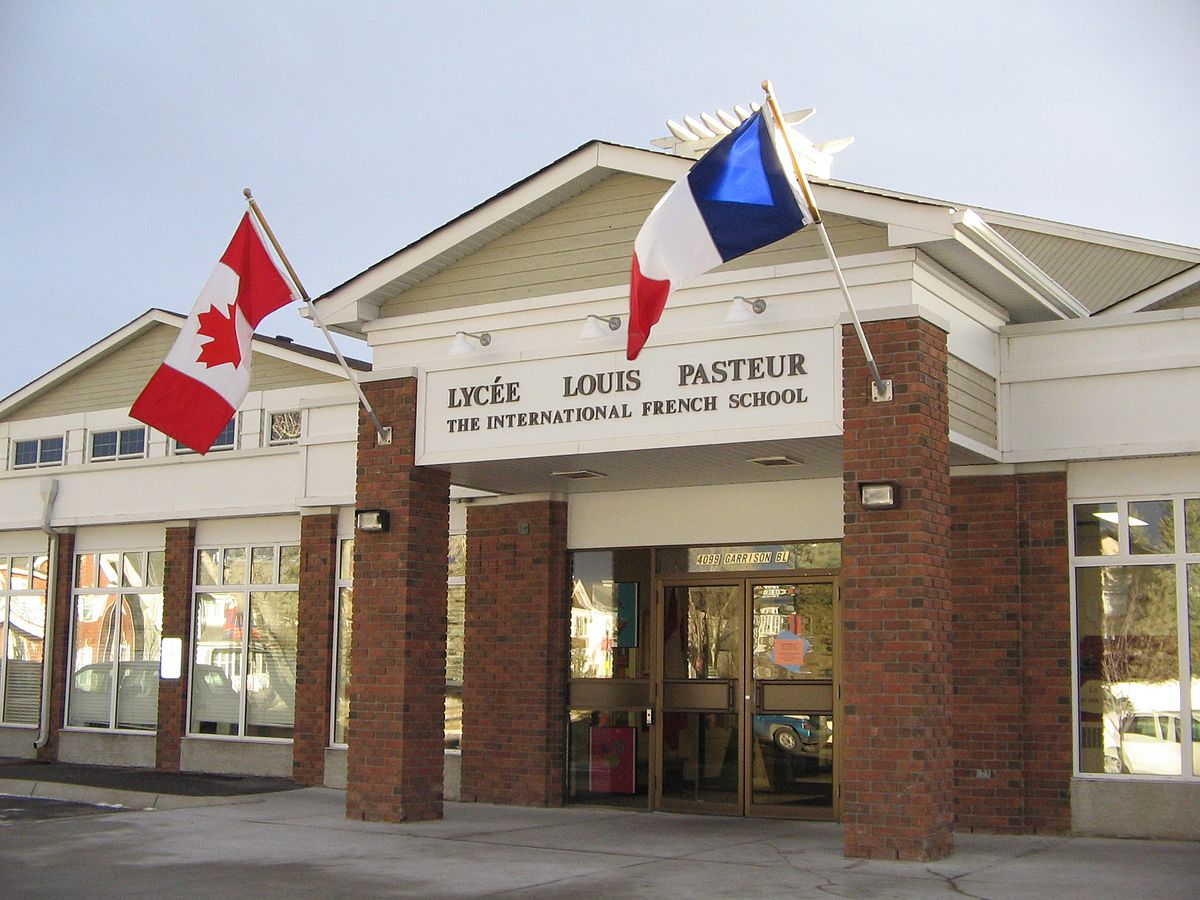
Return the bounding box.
[268,411,302,446]
[174,419,236,455]
[90,426,147,462]
[12,436,64,469]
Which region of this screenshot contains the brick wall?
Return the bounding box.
[345,377,451,822]
[841,317,954,861]
[951,476,1024,831]
[156,523,195,771]
[36,529,75,762]
[461,499,569,806]
[949,473,1072,834]
[1016,472,1071,832]
[293,511,339,785]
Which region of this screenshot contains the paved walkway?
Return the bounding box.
[1,762,1197,898]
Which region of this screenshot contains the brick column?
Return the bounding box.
[292,510,339,786]
[841,317,953,861]
[36,528,74,762]
[461,499,569,806]
[346,377,450,822]
[1016,472,1071,832]
[156,523,195,772]
[951,476,1024,831]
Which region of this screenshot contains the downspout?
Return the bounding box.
[34,478,59,750]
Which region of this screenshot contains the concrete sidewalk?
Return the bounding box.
[1,783,1197,898]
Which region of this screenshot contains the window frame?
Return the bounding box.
[0,553,49,727]
[89,426,147,462]
[188,542,300,742]
[1070,494,1199,780]
[12,436,65,469]
[65,549,164,732]
[267,410,303,446]
[174,418,236,455]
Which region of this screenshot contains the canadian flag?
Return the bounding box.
[130,213,295,453]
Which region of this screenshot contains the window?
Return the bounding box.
[331,532,465,749]
[268,411,302,445]
[67,550,164,730]
[175,418,236,454]
[90,427,146,461]
[0,555,48,725]
[1073,496,1200,778]
[191,543,299,739]
[332,538,353,745]
[13,436,64,469]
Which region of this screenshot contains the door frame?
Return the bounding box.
[650,573,841,819]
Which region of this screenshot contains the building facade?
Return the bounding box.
[2,134,1198,861]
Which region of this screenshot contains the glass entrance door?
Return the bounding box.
[658,583,743,814]
[655,578,837,818]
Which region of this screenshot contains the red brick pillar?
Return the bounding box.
[156,522,195,772]
[36,528,74,762]
[1016,472,1071,832]
[346,377,450,822]
[841,317,953,861]
[951,476,1024,831]
[461,499,568,806]
[293,510,339,785]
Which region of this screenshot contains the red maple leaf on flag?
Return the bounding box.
[195,302,242,368]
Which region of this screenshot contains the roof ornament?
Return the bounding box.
[652,104,853,179]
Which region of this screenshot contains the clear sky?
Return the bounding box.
[2,0,1197,400]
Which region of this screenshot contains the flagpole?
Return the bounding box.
[243,189,392,445]
[761,81,891,401]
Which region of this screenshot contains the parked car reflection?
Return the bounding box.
[753,714,831,754]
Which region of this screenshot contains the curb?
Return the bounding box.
[0,778,269,810]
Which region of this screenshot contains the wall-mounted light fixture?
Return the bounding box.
[449,330,492,355]
[355,509,390,532]
[725,295,767,323]
[579,314,622,340]
[859,482,899,510]
[160,637,183,679]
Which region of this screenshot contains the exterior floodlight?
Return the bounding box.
[355,509,390,533]
[726,295,767,323]
[859,482,899,510]
[579,314,622,340]
[449,331,492,356]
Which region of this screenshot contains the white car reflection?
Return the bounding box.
[1118,711,1200,775]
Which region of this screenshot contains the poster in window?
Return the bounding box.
[614,582,638,649]
[589,725,636,794]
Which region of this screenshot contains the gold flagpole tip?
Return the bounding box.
[761,79,773,93]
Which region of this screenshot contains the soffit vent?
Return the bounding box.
[747,455,804,468]
[550,469,606,480]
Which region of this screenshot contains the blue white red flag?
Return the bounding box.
[627,107,809,359]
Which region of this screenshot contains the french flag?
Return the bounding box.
[626,108,809,360]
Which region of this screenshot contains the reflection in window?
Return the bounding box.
[1129,500,1174,555]
[1077,564,1180,775]
[190,544,298,739]
[1073,496,1200,780]
[67,551,164,731]
[1,555,48,725]
[333,539,353,745]
[569,550,651,679]
[1074,503,1119,557]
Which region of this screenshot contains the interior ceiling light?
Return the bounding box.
[748,455,803,467]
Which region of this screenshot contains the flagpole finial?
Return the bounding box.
[761,79,773,93]
[243,187,254,200]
